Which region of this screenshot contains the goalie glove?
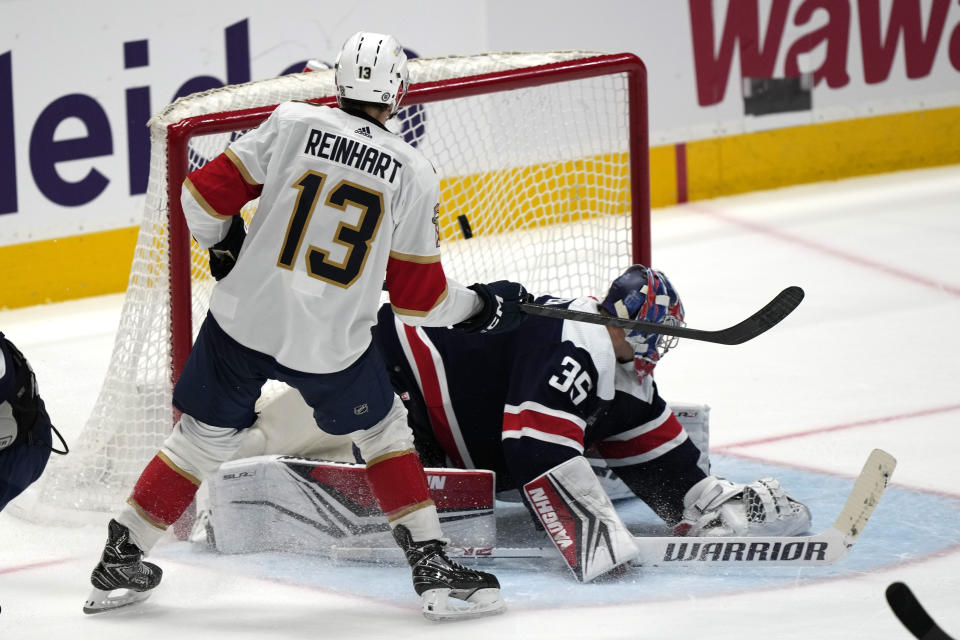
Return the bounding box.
[674,476,811,538]
[208,215,246,281]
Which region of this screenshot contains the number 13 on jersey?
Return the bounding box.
[277,170,385,288]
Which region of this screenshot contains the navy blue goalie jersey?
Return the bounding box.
[372,295,705,520]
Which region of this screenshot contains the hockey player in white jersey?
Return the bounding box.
[85,31,525,620]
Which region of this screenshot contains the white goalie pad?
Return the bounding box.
[588,402,711,501]
[206,456,496,554]
[523,456,639,582]
[234,386,356,462]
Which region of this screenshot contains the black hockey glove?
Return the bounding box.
[453,280,532,334]
[0,333,67,454]
[208,215,246,281]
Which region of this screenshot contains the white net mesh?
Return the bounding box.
[24,51,646,521]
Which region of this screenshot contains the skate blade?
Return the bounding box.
[83,586,153,614]
[421,587,506,622]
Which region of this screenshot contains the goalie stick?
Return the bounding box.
[886,582,955,640]
[628,448,895,566]
[520,286,804,345]
[330,449,895,567]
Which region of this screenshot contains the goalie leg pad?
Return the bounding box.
[523,456,639,582]
[206,457,495,554]
[234,386,355,461]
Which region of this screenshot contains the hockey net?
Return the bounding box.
[22,51,649,522]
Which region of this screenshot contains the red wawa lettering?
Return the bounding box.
[689,0,959,107]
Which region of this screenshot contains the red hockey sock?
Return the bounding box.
[364,449,433,521]
[127,452,201,529]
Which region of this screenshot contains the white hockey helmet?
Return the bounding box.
[334,31,409,112]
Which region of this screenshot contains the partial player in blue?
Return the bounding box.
[0,332,68,511]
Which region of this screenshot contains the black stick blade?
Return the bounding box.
[714,285,805,345]
[519,286,804,346]
[886,582,954,640]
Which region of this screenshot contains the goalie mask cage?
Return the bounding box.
[22,51,649,522]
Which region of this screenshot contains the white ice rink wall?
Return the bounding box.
[2,0,960,308]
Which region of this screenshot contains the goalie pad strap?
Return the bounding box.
[366,449,434,519]
[523,456,638,582]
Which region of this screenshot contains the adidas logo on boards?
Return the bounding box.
[354,126,372,138]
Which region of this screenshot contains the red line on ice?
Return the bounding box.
[0,557,74,575]
[687,203,960,297]
[713,403,960,452]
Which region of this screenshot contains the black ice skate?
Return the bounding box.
[393,524,505,621]
[83,519,163,614]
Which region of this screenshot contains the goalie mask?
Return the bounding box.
[600,265,685,380]
[334,31,409,113]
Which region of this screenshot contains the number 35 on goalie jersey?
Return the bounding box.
[501,297,616,455]
[548,356,594,406]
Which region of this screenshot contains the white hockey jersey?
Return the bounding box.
[181,102,480,373]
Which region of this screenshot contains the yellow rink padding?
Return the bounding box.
[0,226,138,309]
[2,105,958,309]
[648,144,679,208]
[684,104,960,202]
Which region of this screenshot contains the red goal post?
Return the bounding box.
[21,50,649,521]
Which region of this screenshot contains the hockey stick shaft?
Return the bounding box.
[328,545,555,563]
[886,582,955,640]
[334,529,847,567]
[630,528,846,566]
[520,286,804,345]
